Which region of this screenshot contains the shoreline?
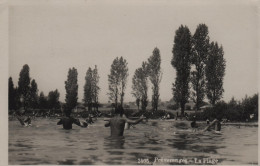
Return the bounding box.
[8,115,258,126]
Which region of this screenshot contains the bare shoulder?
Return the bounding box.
[111,116,126,123]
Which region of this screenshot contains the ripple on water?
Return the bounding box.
[84,147,97,150]
[57,159,76,165]
[9,118,258,165]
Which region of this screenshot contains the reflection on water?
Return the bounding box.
[9,118,258,165]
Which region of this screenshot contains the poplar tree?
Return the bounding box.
[30,79,38,109]
[18,64,31,110]
[190,24,210,110]
[205,42,226,105]
[132,70,142,111]
[84,67,93,111]
[8,77,16,110]
[132,62,149,111]
[92,65,100,111]
[171,25,192,116]
[148,48,162,112]
[108,57,128,109]
[65,67,78,116]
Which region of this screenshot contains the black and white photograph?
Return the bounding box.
[3,0,259,165]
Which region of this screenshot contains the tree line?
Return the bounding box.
[129,24,226,116]
[9,23,227,117]
[8,64,100,117]
[107,48,163,114]
[64,65,100,116]
[172,24,226,116]
[8,65,60,112]
[192,94,258,121]
[131,48,162,113]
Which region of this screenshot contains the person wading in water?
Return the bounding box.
[57,111,87,130]
[104,106,144,137]
[16,115,32,126]
[15,108,32,127]
[203,118,221,132]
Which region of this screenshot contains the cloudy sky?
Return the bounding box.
[9,0,258,103]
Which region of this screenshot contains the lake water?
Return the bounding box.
[9,118,258,165]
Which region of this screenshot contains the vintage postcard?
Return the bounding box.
[2,0,259,165]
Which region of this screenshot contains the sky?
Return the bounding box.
[9,0,258,103]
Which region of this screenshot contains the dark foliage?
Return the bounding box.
[172,25,192,116]
[189,94,258,121]
[65,67,78,116]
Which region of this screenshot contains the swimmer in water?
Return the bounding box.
[57,112,88,130]
[203,118,221,132]
[16,115,31,126]
[166,113,171,119]
[104,107,144,137]
[87,114,95,124]
[191,120,198,128]
[190,116,198,132]
[206,119,210,124]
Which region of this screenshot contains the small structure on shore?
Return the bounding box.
[200,104,213,111]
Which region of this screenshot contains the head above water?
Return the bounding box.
[114,106,124,116]
[65,111,71,117]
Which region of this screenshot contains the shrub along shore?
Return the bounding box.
[9,94,258,123]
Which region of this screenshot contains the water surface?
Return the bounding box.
[9,118,258,165]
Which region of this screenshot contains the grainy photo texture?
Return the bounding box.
[8,0,258,165]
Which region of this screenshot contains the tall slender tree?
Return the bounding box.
[132,62,149,111]
[8,77,16,110]
[14,87,20,110]
[140,63,149,111]
[132,70,142,111]
[92,65,100,111]
[118,57,129,108]
[108,57,128,109]
[83,67,93,111]
[30,79,38,109]
[190,24,210,110]
[108,59,119,109]
[65,67,78,116]
[148,47,162,112]
[205,42,226,105]
[171,25,192,116]
[18,64,31,110]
